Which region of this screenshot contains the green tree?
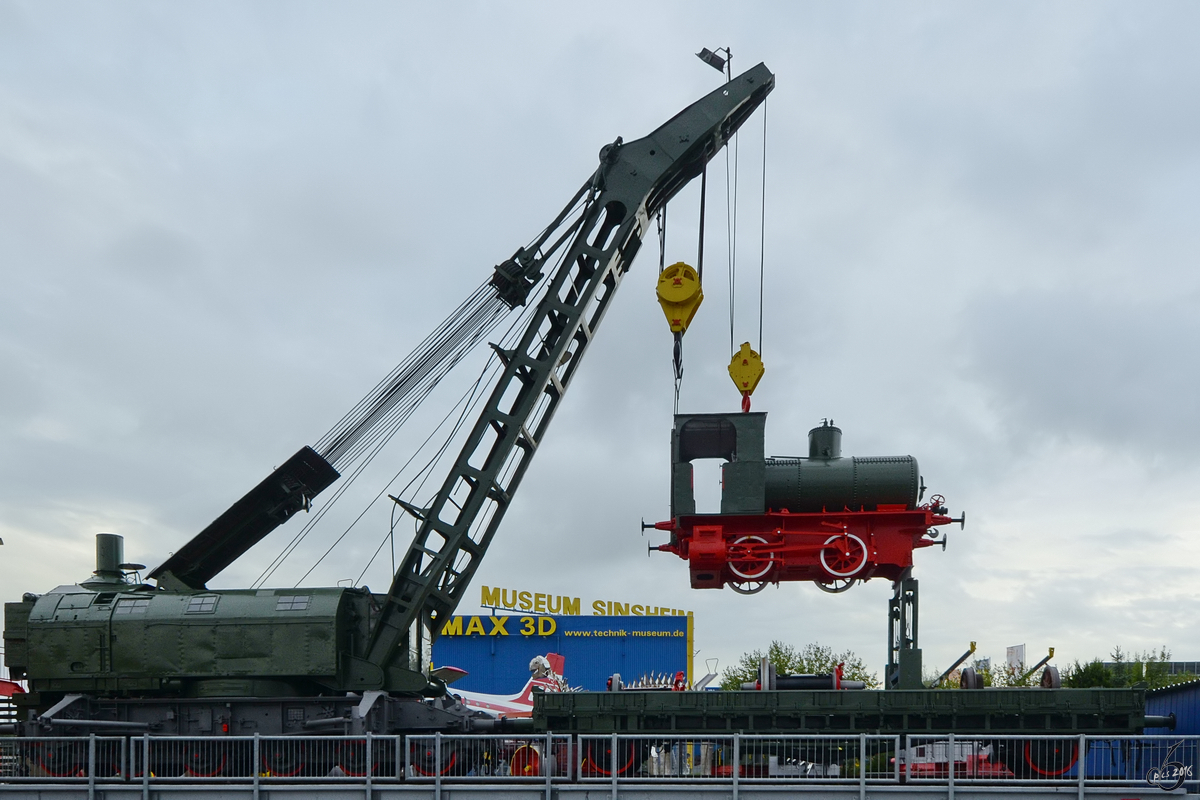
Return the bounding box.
[1063,646,1196,689]
[1063,659,1118,688]
[720,641,880,690]
[931,645,1198,690]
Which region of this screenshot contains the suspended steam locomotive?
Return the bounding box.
[652,414,961,593]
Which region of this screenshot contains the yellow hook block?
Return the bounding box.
[728,342,765,396]
[656,262,704,334]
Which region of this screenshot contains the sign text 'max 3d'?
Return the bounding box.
[434,614,692,693]
[479,585,693,617]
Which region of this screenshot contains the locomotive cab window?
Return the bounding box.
[186,595,219,614]
[275,595,310,611]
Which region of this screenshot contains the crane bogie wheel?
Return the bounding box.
[819,533,867,578]
[729,580,768,595]
[728,535,774,581]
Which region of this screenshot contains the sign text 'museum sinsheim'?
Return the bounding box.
[480,585,692,617]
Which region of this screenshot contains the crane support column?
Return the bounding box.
[888,577,922,689]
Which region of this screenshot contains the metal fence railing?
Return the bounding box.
[903,734,1200,791]
[406,733,573,779]
[574,734,901,783]
[0,733,1196,793]
[0,737,127,781]
[129,735,406,781]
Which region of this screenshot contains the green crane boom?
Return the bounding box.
[364,64,775,688]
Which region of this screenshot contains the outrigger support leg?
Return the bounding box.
[887,576,922,689]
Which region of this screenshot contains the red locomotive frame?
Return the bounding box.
[654,496,955,594]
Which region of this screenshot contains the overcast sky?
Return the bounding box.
[3,1,1199,685]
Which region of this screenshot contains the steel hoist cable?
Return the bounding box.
[257,261,558,588]
[314,189,595,473]
[758,98,768,356]
[657,205,667,274]
[726,96,769,362]
[726,124,739,358]
[252,189,597,588]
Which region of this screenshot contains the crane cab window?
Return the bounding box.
[114,597,151,615]
[186,596,219,614]
[275,595,310,611]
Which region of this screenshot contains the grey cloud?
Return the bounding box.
[4,2,1200,679]
[965,290,1200,457]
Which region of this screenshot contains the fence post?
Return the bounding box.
[365,732,373,800]
[545,731,553,800]
[732,733,740,800]
[87,733,96,800]
[859,733,867,800]
[610,733,619,800]
[947,733,955,800]
[434,732,442,800]
[1077,734,1086,800]
[141,733,150,800]
[252,733,260,800]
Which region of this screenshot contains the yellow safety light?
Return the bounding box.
[728,342,765,402]
[656,262,704,334]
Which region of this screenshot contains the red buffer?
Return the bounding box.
[650,415,961,594]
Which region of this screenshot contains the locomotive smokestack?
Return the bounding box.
[93,533,125,582]
[808,421,842,459]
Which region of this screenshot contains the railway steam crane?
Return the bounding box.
[2,64,776,740]
[1,62,1175,784]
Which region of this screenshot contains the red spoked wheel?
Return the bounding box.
[728,535,774,581]
[261,741,305,777]
[820,533,867,578]
[336,739,379,777]
[32,741,86,777]
[1023,739,1078,777]
[410,742,458,776]
[510,745,542,776]
[581,739,637,777]
[183,745,228,777]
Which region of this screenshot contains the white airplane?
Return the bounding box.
[434,653,568,718]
